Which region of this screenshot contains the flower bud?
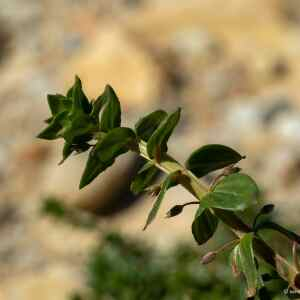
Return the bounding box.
[166,205,183,218]
[260,204,275,215]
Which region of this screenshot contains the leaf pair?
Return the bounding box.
[135,108,181,160]
[38,77,96,161]
[79,127,136,189]
[38,76,123,168]
[93,84,121,132]
[191,173,258,245]
[130,162,160,195]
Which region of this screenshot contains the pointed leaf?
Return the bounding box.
[191,206,218,245]
[200,173,259,211]
[90,94,105,121]
[239,233,258,298]
[100,85,121,132]
[37,111,68,140]
[79,127,135,189]
[143,171,180,230]
[66,85,74,98]
[47,94,72,116]
[72,75,92,114]
[186,144,245,178]
[61,113,97,144]
[146,108,181,159]
[59,142,73,165]
[60,80,98,144]
[135,110,167,141]
[130,162,160,195]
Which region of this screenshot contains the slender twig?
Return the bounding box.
[137,140,299,289]
[181,201,199,208]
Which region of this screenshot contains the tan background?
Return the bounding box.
[1,0,300,298]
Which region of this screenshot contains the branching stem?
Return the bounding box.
[137,140,299,288]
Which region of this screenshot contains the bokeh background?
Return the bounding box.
[1,0,300,299]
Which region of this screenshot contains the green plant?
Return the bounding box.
[38,76,300,299]
[41,197,97,229]
[70,232,289,300]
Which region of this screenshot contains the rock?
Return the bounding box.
[41,143,139,213]
[261,96,293,126]
[30,217,98,258]
[61,25,162,110]
[270,112,300,144]
[1,264,83,300]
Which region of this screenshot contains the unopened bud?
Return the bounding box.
[201,251,217,265]
[166,205,183,218]
[223,166,241,176]
[260,204,275,215]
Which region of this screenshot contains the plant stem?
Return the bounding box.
[137,140,298,288]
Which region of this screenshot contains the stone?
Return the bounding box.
[41,143,139,213]
[61,25,162,111]
[1,264,83,300]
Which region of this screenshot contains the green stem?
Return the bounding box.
[137,140,298,288]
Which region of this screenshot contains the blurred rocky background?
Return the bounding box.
[1,0,300,299]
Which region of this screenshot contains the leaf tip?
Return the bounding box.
[79,176,89,190]
[74,74,81,83]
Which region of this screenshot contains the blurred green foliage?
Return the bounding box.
[41,197,97,229]
[70,232,289,300]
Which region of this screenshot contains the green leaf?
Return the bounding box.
[143,171,180,230]
[200,173,259,211]
[47,94,72,116]
[135,110,167,141]
[186,144,245,178]
[59,142,73,165]
[238,233,258,298]
[66,85,74,98]
[191,206,218,245]
[100,85,121,132]
[146,108,181,159]
[51,76,98,145]
[61,113,97,144]
[253,204,275,229]
[37,111,68,140]
[90,94,105,121]
[231,244,243,277]
[79,127,136,189]
[130,162,160,195]
[72,75,92,114]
